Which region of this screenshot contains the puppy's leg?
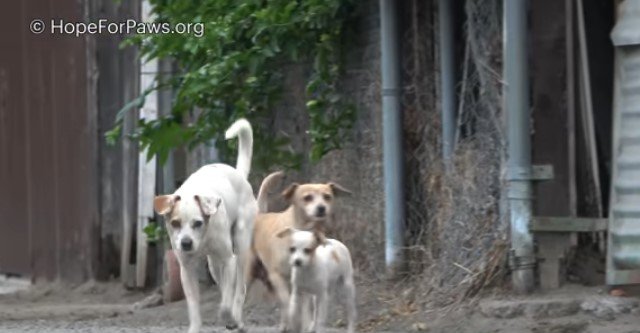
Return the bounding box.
[288,287,304,333]
[314,291,329,333]
[269,271,292,332]
[303,295,315,333]
[180,263,202,333]
[343,278,357,333]
[210,255,237,329]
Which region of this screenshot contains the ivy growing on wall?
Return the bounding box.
[107,0,356,170]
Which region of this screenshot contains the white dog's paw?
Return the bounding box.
[304,320,316,333]
[187,323,201,333]
[278,323,291,333]
[219,307,240,330]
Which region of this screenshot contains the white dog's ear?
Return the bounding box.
[313,230,328,245]
[194,195,222,217]
[282,183,299,201]
[328,182,352,196]
[276,227,294,239]
[154,195,180,215]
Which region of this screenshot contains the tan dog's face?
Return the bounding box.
[282,182,351,223]
[153,194,221,253]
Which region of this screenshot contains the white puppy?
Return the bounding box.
[277,228,357,333]
[153,119,257,333]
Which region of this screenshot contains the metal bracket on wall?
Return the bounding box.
[531,165,554,181]
[507,164,555,181]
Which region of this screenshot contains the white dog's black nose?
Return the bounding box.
[316,205,326,217]
[294,259,302,267]
[181,238,193,251]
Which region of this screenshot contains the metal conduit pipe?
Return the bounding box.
[504,0,535,293]
[439,0,457,168]
[379,0,405,275]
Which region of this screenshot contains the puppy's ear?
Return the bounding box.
[276,227,294,239]
[313,230,328,245]
[194,195,222,217]
[154,195,180,215]
[328,182,352,196]
[282,183,299,201]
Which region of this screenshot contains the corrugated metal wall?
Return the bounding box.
[0,0,98,282]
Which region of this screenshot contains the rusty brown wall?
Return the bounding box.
[0,0,97,282]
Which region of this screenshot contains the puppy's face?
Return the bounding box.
[277,228,327,268]
[153,194,222,254]
[282,183,351,223]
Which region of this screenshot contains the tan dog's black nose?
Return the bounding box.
[181,238,193,251]
[316,205,326,217]
[294,259,302,267]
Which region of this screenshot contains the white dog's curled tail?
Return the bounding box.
[257,171,284,213]
[225,118,253,179]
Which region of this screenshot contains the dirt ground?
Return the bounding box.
[2,278,640,333]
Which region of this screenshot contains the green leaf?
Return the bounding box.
[115,94,145,123]
[105,125,122,147]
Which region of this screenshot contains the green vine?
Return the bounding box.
[106,0,356,168]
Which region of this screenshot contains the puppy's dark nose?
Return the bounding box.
[181,238,193,251]
[316,205,326,217]
[294,259,302,267]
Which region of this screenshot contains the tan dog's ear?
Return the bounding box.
[276,227,294,239]
[313,230,328,245]
[194,195,222,217]
[282,183,299,201]
[328,182,352,196]
[154,195,180,215]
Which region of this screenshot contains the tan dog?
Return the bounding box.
[248,171,350,332]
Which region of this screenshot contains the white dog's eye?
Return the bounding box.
[303,248,312,255]
[323,194,332,201]
[193,220,203,228]
[303,194,313,202]
[170,220,181,229]
[289,246,295,254]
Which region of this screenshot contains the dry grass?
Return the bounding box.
[264,0,509,320]
[396,0,508,309]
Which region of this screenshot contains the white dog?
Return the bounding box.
[153,119,257,333]
[277,228,357,333]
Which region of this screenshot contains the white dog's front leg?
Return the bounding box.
[213,255,238,329]
[314,291,329,333]
[344,279,357,333]
[180,264,202,333]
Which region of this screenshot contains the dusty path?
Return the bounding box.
[3,280,640,333]
[0,322,388,333]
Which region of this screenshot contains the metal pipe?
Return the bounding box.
[379,0,405,275]
[503,0,535,293]
[439,0,456,167]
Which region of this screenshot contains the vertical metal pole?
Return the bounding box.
[439,0,456,167]
[379,0,405,275]
[504,0,535,293]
